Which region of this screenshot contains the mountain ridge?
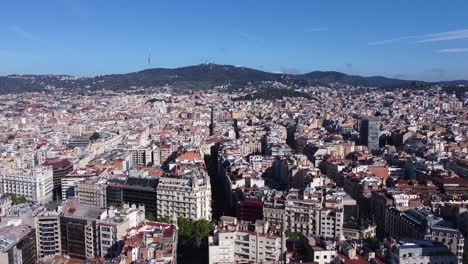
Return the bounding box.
[0,63,466,94]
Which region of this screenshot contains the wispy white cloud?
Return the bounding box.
[368,36,417,45]
[10,25,37,40]
[278,67,301,74]
[437,48,468,53]
[369,29,468,45]
[418,29,468,43]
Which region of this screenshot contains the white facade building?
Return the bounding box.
[0,166,53,203]
[209,216,285,264]
[156,167,212,221]
[96,204,146,258]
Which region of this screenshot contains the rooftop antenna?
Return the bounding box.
[148,48,152,66]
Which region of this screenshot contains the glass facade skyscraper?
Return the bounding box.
[360,117,380,151]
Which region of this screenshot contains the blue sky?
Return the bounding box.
[1,0,468,81]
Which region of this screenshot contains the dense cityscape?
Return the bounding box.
[0,78,466,264]
[2,1,468,263]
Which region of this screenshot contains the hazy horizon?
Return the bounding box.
[2,62,467,83]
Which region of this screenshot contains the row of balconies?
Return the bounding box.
[39,227,57,233]
[234,247,250,254]
[158,202,193,208]
[158,197,198,203]
[3,187,34,193]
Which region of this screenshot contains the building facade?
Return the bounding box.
[156,168,211,221]
[35,210,61,259]
[389,239,457,264]
[122,177,158,217]
[360,117,380,151]
[75,179,107,207]
[0,225,37,264]
[60,201,105,260]
[0,166,53,203]
[42,159,73,201]
[96,204,146,258]
[209,216,284,264]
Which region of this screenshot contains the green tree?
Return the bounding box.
[285,229,302,239]
[7,134,15,140]
[178,217,194,239]
[49,199,60,205]
[193,219,210,235]
[89,132,100,141]
[107,202,121,207]
[177,217,212,247]
[156,216,171,223]
[5,193,27,205]
[145,212,156,221]
[147,162,154,167]
[365,237,381,250]
[193,219,211,247]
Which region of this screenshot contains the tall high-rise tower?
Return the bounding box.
[360,117,380,151]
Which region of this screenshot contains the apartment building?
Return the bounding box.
[119,220,178,264]
[0,225,37,264]
[122,177,158,217]
[342,221,377,240]
[34,201,146,261]
[208,216,285,264]
[0,166,53,203]
[301,236,338,264]
[263,197,286,226]
[127,148,151,167]
[156,168,212,221]
[317,208,344,239]
[263,192,344,239]
[35,208,61,259]
[75,179,107,207]
[386,206,465,263]
[0,194,12,217]
[42,159,73,201]
[60,200,105,260]
[389,239,457,264]
[96,204,145,258]
[61,167,108,201]
[283,200,344,239]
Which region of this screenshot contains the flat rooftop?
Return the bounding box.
[62,200,105,220]
[0,225,32,252]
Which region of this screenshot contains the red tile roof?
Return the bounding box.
[178,152,203,161]
[43,159,72,169]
